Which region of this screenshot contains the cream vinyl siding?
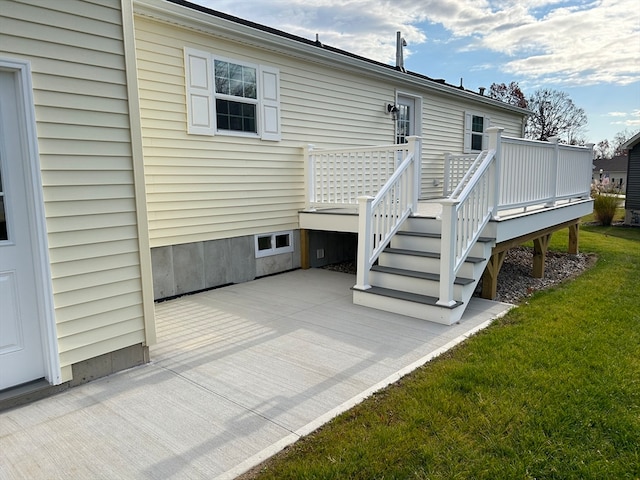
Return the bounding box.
[135,13,526,243]
[0,0,147,369]
[135,16,395,247]
[419,92,524,198]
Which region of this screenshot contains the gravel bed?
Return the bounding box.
[483,246,596,304]
[322,247,596,305]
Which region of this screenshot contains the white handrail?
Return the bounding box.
[437,128,594,306]
[354,137,421,290]
[438,148,497,306]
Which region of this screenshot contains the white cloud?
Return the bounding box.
[195,0,640,86]
[201,0,429,63]
[492,1,640,86]
[607,109,640,128]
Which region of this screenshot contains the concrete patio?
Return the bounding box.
[0,269,512,479]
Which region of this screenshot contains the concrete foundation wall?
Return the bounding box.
[625,209,640,226]
[70,344,150,387]
[0,342,149,411]
[151,232,302,300]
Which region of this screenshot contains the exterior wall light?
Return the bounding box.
[387,103,399,121]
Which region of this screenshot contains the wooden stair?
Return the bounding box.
[353,216,495,325]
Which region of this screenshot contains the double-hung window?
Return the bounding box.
[214,59,258,134]
[184,47,281,141]
[464,111,490,153]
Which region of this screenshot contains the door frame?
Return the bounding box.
[395,91,424,198]
[395,91,423,142]
[1,58,60,386]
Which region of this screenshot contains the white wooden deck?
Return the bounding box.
[0,269,512,479]
[301,198,592,238]
[305,132,593,319]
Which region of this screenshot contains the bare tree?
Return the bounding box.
[566,124,587,146]
[594,139,612,159]
[488,82,528,108]
[525,88,587,143]
[612,129,638,156]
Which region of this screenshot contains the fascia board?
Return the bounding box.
[622,131,640,149]
[134,0,530,117]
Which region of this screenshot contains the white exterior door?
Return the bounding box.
[0,69,46,390]
[396,95,416,144]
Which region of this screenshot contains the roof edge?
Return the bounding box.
[135,0,530,116]
[622,131,640,150]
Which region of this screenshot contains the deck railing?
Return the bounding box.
[437,129,501,306]
[304,129,593,308]
[498,136,593,212]
[444,133,594,216]
[353,137,421,290]
[304,142,412,210]
[437,128,594,305]
[443,152,481,196]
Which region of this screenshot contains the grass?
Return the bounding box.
[246,219,640,480]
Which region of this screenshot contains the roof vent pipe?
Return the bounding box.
[395,32,407,72]
[479,87,486,96]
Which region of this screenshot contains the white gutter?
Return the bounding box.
[133,0,530,117]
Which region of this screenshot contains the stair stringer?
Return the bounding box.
[353,215,496,325]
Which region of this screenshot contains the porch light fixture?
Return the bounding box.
[387,103,399,121]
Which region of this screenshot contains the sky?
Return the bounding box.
[191,0,640,145]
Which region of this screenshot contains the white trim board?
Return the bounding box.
[0,58,61,385]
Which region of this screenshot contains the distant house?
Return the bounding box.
[0,0,594,401]
[622,132,640,225]
[593,155,628,189]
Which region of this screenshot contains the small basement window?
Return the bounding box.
[255,231,294,258]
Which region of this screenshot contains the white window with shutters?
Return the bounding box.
[184,47,281,141]
[463,111,490,153]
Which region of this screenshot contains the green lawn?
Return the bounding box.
[246,220,640,480]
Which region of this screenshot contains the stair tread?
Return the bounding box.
[370,265,474,285]
[396,231,440,239]
[396,231,494,243]
[359,286,464,309]
[383,247,485,263]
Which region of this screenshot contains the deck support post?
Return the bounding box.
[300,229,310,269]
[568,221,579,254]
[481,250,507,300]
[480,217,582,299]
[532,233,552,278]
